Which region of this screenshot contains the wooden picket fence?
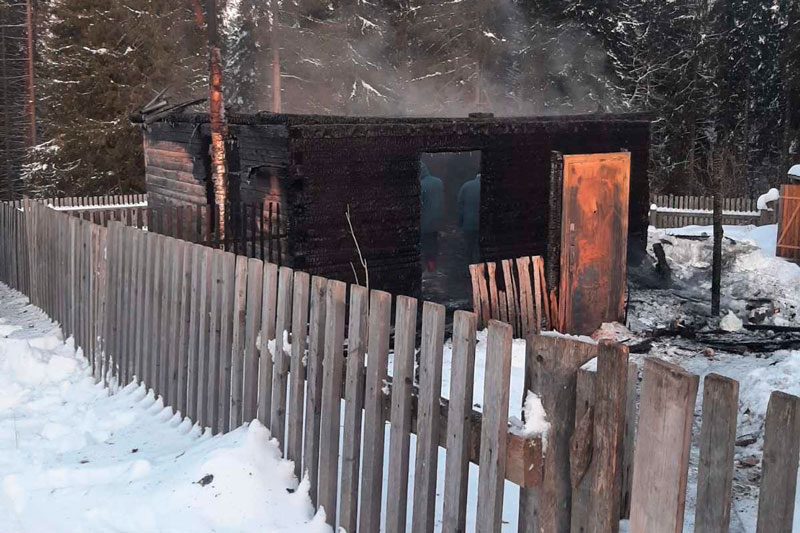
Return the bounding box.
[1,200,799,533]
[649,194,768,228]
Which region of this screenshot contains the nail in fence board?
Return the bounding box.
[385,295,419,533]
[518,335,597,532]
[629,358,699,533]
[358,290,392,533]
[217,252,237,433]
[442,310,478,533]
[755,391,800,533]
[476,320,513,533]
[230,255,249,428]
[257,263,278,428]
[592,341,629,533]
[303,276,328,505]
[318,279,347,528]
[695,374,739,533]
[287,271,310,478]
[242,258,264,423]
[412,301,446,533]
[339,284,369,533]
[270,266,294,446]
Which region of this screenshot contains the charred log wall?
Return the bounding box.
[231,124,291,262]
[285,116,651,298]
[143,122,210,208]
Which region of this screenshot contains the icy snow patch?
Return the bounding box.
[720,310,743,332]
[757,188,780,210]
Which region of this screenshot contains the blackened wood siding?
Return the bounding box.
[144,122,210,208]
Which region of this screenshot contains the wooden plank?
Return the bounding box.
[242,258,263,423]
[339,284,369,533]
[158,236,175,401]
[318,279,347,528]
[270,266,294,446]
[132,228,147,384]
[592,341,629,533]
[442,310,478,533]
[166,239,185,408]
[755,391,800,533]
[186,245,202,421]
[412,301,446,533]
[194,247,212,427]
[518,334,597,532]
[695,374,739,533]
[621,362,638,519]
[469,263,482,322]
[570,367,596,532]
[476,262,490,327]
[532,256,544,331]
[176,241,193,415]
[303,276,328,505]
[498,289,508,323]
[217,252,237,433]
[516,256,535,337]
[476,320,513,533]
[502,259,520,335]
[229,255,249,428]
[286,271,310,476]
[257,263,278,427]
[487,262,500,320]
[206,249,224,431]
[358,289,392,533]
[629,358,699,533]
[385,295,418,533]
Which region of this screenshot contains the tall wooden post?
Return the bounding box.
[207,0,227,244]
[269,0,281,113]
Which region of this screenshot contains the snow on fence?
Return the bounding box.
[649,194,776,228]
[2,193,147,210]
[1,200,800,533]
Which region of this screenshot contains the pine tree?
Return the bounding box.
[24,0,205,196]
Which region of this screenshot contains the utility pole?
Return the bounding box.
[207,0,228,243]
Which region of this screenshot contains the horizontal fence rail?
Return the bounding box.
[1,199,798,533]
[1,194,147,210]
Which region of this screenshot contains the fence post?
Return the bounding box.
[318,279,346,528]
[629,358,699,533]
[286,271,310,476]
[476,320,513,533]
[695,374,739,533]
[303,276,328,505]
[386,295,419,533]
[412,301,446,533]
[755,391,800,533]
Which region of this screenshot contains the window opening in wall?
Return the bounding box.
[419,150,482,313]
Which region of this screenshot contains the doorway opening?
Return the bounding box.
[419,150,482,312]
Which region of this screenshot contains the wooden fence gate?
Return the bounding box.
[777,183,800,261]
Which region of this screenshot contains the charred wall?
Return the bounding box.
[143,122,210,208]
[285,116,651,298]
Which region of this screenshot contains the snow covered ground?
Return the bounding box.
[0,286,329,533]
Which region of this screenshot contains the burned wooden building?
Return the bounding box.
[135,112,651,303]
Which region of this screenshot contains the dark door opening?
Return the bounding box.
[419,151,481,312]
